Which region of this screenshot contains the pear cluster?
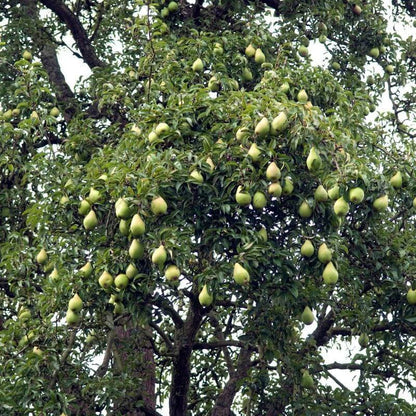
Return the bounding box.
[66,293,83,325]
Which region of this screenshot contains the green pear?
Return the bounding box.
[258,227,268,242]
[368,47,380,59]
[79,262,93,278]
[349,187,365,204]
[318,243,332,264]
[328,185,340,200]
[241,68,253,82]
[297,89,308,102]
[32,346,43,357]
[36,248,48,265]
[301,306,314,325]
[268,182,282,197]
[78,199,91,215]
[245,44,256,57]
[148,131,159,142]
[198,284,213,306]
[333,197,349,216]
[113,302,124,315]
[119,219,130,236]
[254,48,266,64]
[168,1,179,12]
[206,157,215,171]
[298,45,309,57]
[280,81,290,93]
[235,186,252,206]
[233,263,250,285]
[165,264,180,281]
[66,309,80,325]
[358,333,369,348]
[155,122,170,135]
[151,196,168,215]
[314,185,328,202]
[322,261,339,284]
[390,171,402,189]
[68,293,83,312]
[301,240,314,257]
[115,198,131,219]
[23,50,32,61]
[254,117,270,137]
[49,268,59,281]
[282,177,294,195]
[406,288,416,304]
[109,293,122,304]
[83,209,98,231]
[266,162,281,182]
[129,239,144,260]
[98,271,113,289]
[248,143,261,162]
[190,169,204,183]
[115,274,129,290]
[126,263,138,279]
[192,58,204,72]
[253,192,267,210]
[152,245,167,267]
[271,112,288,133]
[298,200,313,218]
[236,127,250,141]
[301,370,314,389]
[373,195,388,211]
[208,76,220,91]
[87,187,101,204]
[130,214,146,237]
[18,308,31,322]
[306,147,321,171]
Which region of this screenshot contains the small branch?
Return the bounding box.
[95,329,115,377]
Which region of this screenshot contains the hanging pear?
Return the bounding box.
[115,198,130,219]
[327,185,340,200]
[373,194,388,211]
[98,271,113,289]
[271,112,288,133]
[36,248,48,265]
[245,44,256,57]
[301,306,314,325]
[254,117,270,137]
[390,171,403,189]
[268,182,282,197]
[298,200,313,218]
[235,186,252,206]
[119,219,130,236]
[349,187,365,204]
[233,263,250,285]
[253,192,267,210]
[306,146,321,171]
[126,263,138,279]
[333,197,349,216]
[322,261,339,284]
[130,214,146,237]
[152,245,167,267]
[78,199,91,216]
[68,293,83,312]
[301,370,314,389]
[87,187,101,204]
[165,264,180,281]
[266,162,281,182]
[282,177,294,195]
[301,240,314,257]
[248,143,261,162]
[318,243,332,264]
[254,48,266,64]
[192,58,204,72]
[114,274,129,290]
[83,209,98,231]
[66,309,81,325]
[129,239,144,260]
[198,284,213,306]
[79,261,93,278]
[151,196,168,215]
[314,185,328,202]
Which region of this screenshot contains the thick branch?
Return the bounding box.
[39,0,105,69]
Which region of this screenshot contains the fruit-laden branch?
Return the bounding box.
[210,347,252,416]
[38,0,105,69]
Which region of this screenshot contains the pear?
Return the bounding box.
[235,186,252,206]
[113,302,124,315]
[98,271,113,289]
[254,48,266,64]
[78,199,91,215]
[119,219,130,236]
[87,187,101,204]
[358,333,369,348]
[36,248,48,265]
[151,196,168,215]
[301,240,314,257]
[109,293,122,304]
[328,185,340,200]
[282,177,294,195]
[390,171,403,189]
[129,239,144,260]
[208,76,220,92]
[306,147,321,171]
[318,243,332,264]
[126,263,138,279]
[301,370,314,389]
[322,261,339,284]
[115,198,131,219]
[236,127,250,141]
[79,261,93,278]
[198,284,213,306]
[190,169,204,183]
[301,306,314,325]
[115,274,129,290]
[130,214,146,237]
[233,263,250,285]
[241,67,253,82]
[155,122,169,135]
[266,162,281,182]
[258,227,268,242]
[333,197,349,216]
[268,182,282,197]
[152,245,167,267]
[245,44,256,57]
[68,293,83,312]
[253,192,267,210]
[83,209,98,231]
[406,287,416,305]
[413,197,416,209]
[280,81,290,93]
[49,268,59,281]
[148,131,159,142]
[32,346,43,357]
[349,187,365,204]
[192,58,204,72]
[297,89,308,102]
[368,47,380,59]
[271,112,288,133]
[373,195,388,211]
[298,45,309,57]
[165,264,180,281]
[248,143,261,162]
[23,50,32,61]
[254,117,270,137]
[206,157,215,171]
[298,200,313,218]
[66,309,81,325]
[168,1,179,12]
[18,308,31,322]
[314,185,328,202]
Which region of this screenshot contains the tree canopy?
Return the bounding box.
[2,1,416,415]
